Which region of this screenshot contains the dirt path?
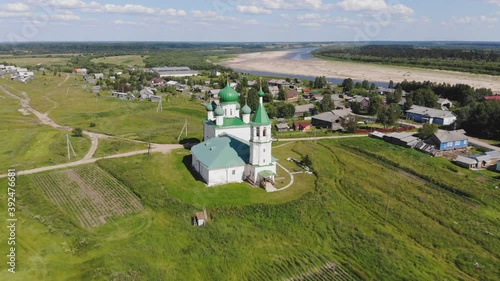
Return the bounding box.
[0,144,182,178]
[268,162,295,193]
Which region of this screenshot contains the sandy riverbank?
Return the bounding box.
[220,50,500,91]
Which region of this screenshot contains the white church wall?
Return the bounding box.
[207,166,245,186]
[215,126,251,141]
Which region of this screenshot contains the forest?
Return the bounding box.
[313,44,500,75]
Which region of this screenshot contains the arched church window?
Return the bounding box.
[256,127,260,137]
[263,128,267,137]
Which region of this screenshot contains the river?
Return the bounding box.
[232,48,389,87]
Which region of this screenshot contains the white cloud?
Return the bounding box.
[113,19,138,25]
[236,5,271,15]
[244,19,259,25]
[300,22,321,28]
[2,2,31,12]
[262,0,327,10]
[338,0,387,11]
[487,0,500,6]
[52,14,81,21]
[389,4,414,16]
[27,1,185,16]
[338,0,413,16]
[0,11,32,17]
[191,10,217,18]
[297,13,321,20]
[453,15,498,24]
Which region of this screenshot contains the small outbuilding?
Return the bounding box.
[455,156,478,169]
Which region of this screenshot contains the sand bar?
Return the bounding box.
[220,50,500,91]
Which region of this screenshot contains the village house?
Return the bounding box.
[383,132,421,148]
[150,77,165,87]
[311,110,352,131]
[286,89,299,102]
[268,79,292,88]
[94,73,105,79]
[427,131,468,151]
[455,156,478,169]
[275,123,291,132]
[405,105,457,126]
[140,87,155,100]
[293,122,312,132]
[113,92,128,100]
[268,86,279,97]
[73,68,87,75]
[348,95,370,110]
[209,89,220,98]
[294,104,315,118]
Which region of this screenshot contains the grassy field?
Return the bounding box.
[91,55,147,67]
[0,137,498,280]
[1,75,206,143]
[0,83,91,171]
[93,138,148,158]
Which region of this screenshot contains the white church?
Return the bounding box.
[191,83,277,187]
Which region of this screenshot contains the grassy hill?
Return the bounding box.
[1,138,498,280]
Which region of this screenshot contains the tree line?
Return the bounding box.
[314,45,500,75]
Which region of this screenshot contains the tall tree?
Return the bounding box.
[368,93,382,116]
[377,104,403,128]
[319,94,336,112]
[361,80,370,90]
[341,78,353,92]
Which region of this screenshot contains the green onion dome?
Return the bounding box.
[257,88,265,97]
[205,102,213,111]
[241,104,251,115]
[214,106,224,116]
[219,83,239,103]
[236,103,241,110]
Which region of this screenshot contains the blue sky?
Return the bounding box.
[0,0,498,42]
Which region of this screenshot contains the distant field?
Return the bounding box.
[91,55,146,66]
[33,165,143,228]
[0,55,70,67]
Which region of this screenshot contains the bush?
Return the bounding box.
[72,128,83,137]
[89,122,96,127]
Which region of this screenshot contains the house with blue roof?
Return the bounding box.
[191,83,277,187]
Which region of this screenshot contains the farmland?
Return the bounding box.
[32,165,143,228]
[1,138,498,280]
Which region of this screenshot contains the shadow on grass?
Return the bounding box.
[182,154,204,183]
[179,137,201,149]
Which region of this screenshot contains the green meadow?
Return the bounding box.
[1,75,206,143]
[0,138,498,280]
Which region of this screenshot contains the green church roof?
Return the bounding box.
[252,103,272,125]
[191,136,249,169]
[219,82,239,103]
